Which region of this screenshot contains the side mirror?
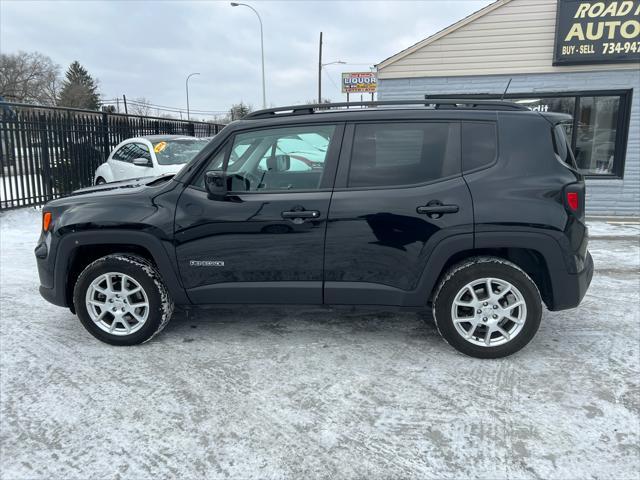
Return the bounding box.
[205,170,228,200]
[133,157,152,167]
[267,154,290,172]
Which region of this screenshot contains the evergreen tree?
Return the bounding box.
[57,61,100,110]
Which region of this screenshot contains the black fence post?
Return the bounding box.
[101,112,110,160]
[188,122,195,137]
[39,113,53,202]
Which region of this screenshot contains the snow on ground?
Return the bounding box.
[0,208,638,479]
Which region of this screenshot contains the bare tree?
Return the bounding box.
[0,51,60,105]
[128,97,153,116]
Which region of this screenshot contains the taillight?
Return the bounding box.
[563,183,585,218]
[42,211,52,232]
[566,192,579,211]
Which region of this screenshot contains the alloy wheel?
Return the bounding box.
[450,277,527,347]
[85,272,150,336]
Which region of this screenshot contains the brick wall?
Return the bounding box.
[378,70,640,217]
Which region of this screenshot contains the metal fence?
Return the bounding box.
[0,102,225,210]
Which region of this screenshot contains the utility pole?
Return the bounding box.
[318,32,323,104]
[122,94,128,115]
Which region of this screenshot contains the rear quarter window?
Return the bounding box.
[461,122,497,172]
[552,123,578,169]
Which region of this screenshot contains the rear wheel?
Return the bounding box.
[95,177,106,185]
[73,254,174,345]
[432,257,542,358]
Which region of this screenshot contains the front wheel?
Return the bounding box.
[432,257,542,358]
[95,177,106,185]
[73,254,174,345]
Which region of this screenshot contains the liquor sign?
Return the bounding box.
[553,0,640,65]
[341,72,377,94]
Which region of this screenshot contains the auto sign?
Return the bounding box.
[553,0,640,65]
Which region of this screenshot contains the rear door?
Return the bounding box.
[323,120,473,306]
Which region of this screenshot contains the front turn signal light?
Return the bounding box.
[42,211,52,232]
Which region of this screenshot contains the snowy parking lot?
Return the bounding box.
[1,207,638,479]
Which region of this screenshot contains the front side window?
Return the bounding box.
[199,124,335,192]
[112,144,134,162]
[348,122,459,188]
[130,143,151,162]
[112,143,150,163]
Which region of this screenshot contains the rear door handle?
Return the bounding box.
[281,210,320,219]
[417,202,459,218]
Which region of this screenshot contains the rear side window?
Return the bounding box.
[461,122,497,172]
[348,122,459,188]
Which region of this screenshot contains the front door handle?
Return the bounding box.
[417,201,459,219]
[281,210,320,220]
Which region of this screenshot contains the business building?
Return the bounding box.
[377,0,640,216]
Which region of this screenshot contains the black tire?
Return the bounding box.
[432,256,542,359]
[73,254,174,345]
[95,177,106,185]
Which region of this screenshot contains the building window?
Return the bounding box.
[426,90,631,178]
[574,96,620,175]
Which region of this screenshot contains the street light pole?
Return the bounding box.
[185,72,200,121]
[231,2,266,109]
[318,32,323,104]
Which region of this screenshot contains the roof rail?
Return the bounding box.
[244,99,529,119]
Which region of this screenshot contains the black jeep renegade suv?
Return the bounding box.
[35,100,593,358]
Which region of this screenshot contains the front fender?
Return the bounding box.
[42,230,189,308]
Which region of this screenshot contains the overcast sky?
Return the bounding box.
[1,0,492,118]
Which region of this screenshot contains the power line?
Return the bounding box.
[100,97,229,112]
[322,69,341,94]
[99,99,227,115]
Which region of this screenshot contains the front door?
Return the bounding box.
[323,121,473,306]
[174,123,343,304]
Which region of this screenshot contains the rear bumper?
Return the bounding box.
[548,250,594,311]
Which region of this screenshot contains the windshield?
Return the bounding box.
[153,139,207,165]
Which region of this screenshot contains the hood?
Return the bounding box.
[71,174,175,196]
[154,163,187,175]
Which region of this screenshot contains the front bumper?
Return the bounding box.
[39,284,68,308]
[35,234,69,309]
